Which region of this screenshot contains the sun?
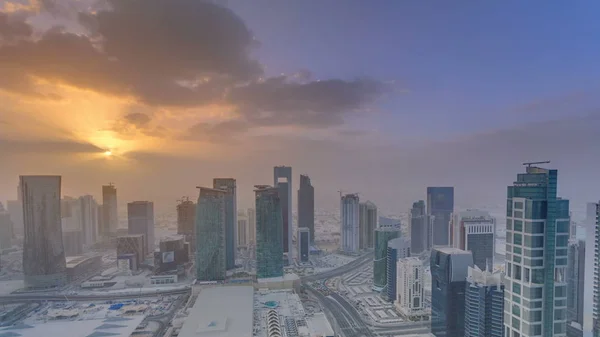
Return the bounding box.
[104,150,112,157]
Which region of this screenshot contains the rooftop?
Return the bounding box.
[434,247,471,255]
[0,315,145,337]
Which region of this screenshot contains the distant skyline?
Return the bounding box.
[1,0,599,212]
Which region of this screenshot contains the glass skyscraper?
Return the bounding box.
[427,187,454,246]
[410,200,428,254]
[504,165,570,337]
[340,193,360,253]
[195,187,227,281]
[594,202,600,337]
[359,201,377,250]
[386,237,410,302]
[298,174,315,243]
[450,209,496,270]
[373,225,401,291]
[255,185,283,278]
[213,178,236,270]
[464,266,505,337]
[566,239,584,337]
[274,166,292,264]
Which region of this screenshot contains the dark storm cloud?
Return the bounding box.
[0,0,390,129]
[123,112,151,128]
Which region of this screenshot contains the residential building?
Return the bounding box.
[127,201,155,254]
[431,247,473,337]
[213,178,237,270]
[566,239,584,336]
[450,209,496,270]
[395,257,428,320]
[177,197,196,250]
[504,164,570,337]
[21,175,67,288]
[298,227,310,263]
[386,237,410,302]
[255,185,283,278]
[340,193,360,253]
[196,187,227,281]
[101,183,118,235]
[427,187,454,246]
[298,174,315,243]
[359,201,377,249]
[410,200,428,254]
[464,266,504,337]
[274,166,292,263]
[373,224,401,291]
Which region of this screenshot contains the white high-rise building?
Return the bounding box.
[340,193,360,253]
[395,257,427,319]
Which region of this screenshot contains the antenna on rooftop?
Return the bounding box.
[522,161,550,168]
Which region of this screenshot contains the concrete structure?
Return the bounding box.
[0,202,13,250]
[62,229,83,256]
[359,201,377,249]
[274,166,292,264]
[298,227,310,263]
[386,237,411,302]
[373,225,401,291]
[6,199,23,237]
[567,239,585,335]
[196,187,227,281]
[21,175,67,288]
[155,235,188,274]
[427,187,454,246]
[395,257,427,320]
[340,193,360,253]
[430,247,473,337]
[504,165,570,337]
[298,174,315,243]
[247,208,256,246]
[410,200,428,254]
[78,195,99,247]
[213,178,237,270]
[116,234,145,270]
[0,315,146,337]
[101,183,118,235]
[177,197,196,250]
[65,255,101,281]
[179,286,254,337]
[127,201,155,254]
[237,217,248,248]
[450,209,496,270]
[255,185,284,278]
[464,266,504,337]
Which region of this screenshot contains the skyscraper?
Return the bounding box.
[213,178,237,270]
[6,200,22,237]
[298,227,310,263]
[566,239,584,337]
[274,166,292,263]
[373,225,401,291]
[464,266,505,337]
[298,174,315,243]
[101,183,118,235]
[595,202,600,337]
[395,257,427,320]
[504,164,570,337]
[427,187,454,246]
[386,237,410,302]
[247,208,256,246]
[237,217,248,248]
[79,195,99,247]
[177,197,196,250]
[255,185,283,278]
[127,201,155,255]
[450,209,496,270]
[410,200,428,254]
[431,247,473,337]
[340,193,360,253]
[196,187,227,281]
[0,202,13,250]
[21,175,67,288]
[359,201,377,249]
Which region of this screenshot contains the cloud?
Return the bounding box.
[0,12,32,41]
[185,120,249,143]
[0,138,104,154]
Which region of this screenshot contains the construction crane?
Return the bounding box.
[522,161,551,167]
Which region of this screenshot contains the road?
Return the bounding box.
[0,288,191,303]
[301,252,373,282]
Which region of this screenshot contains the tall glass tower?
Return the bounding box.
[594,202,600,337]
[341,193,360,253]
[195,187,226,281]
[255,185,283,278]
[373,225,401,291]
[504,164,570,337]
[213,178,236,270]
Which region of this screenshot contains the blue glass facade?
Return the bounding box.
[195,187,226,281]
[427,187,454,246]
[255,185,284,278]
[373,226,401,290]
[464,268,504,337]
[213,178,236,270]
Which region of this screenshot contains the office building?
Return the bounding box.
[62,229,83,256]
[464,266,504,337]
[298,227,310,263]
[587,202,597,228]
[154,236,189,275]
[395,257,428,320]
[21,175,67,288]
[450,209,496,270]
[213,178,237,270]
[341,193,360,253]
[504,164,570,337]
[101,183,118,235]
[6,199,23,237]
[410,200,428,254]
[238,217,248,248]
[427,187,454,246]
[567,239,584,337]
[196,187,227,281]
[127,201,155,254]
[298,174,315,243]
[386,237,410,302]
[247,208,256,246]
[116,234,145,271]
[177,197,196,250]
[359,201,377,249]
[0,202,13,250]
[274,167,292,260]
[373,225,401,291]
[79,195,99,247]
[255,185,283,279]
[431,247,473,337]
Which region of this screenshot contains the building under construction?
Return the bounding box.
[177,197,196,251]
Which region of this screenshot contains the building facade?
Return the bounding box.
[196,187,227,281]
[298,227,310,263]
[340,193,360,253]
[359,201,377,249]
[450,209,496,270]
[237,217,248,248]
[177,198,196,250]
[386,237,410,302]
[410,200,428,255]
[127,201,155,254]
[431,247,473,337]
[464,266,505,337]
[0,202,13,250]
[79,195,99,247]
[427,187,454,246]
[595,202,600,337]
[101,183,118,235]
[566,239,585,334]
[62,229,83,256]
[298,174,315,243]
[21,175,67,288]
[116,234,145,271]
[504,165,570,337]
[274,166,292,263]
[395,257,427,320]
[373,225,401,291]
[247,208,256,247]
[255,185,284,278]
[213,178,237,270]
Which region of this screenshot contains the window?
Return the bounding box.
[514,220,523,232]
[514,265,522,280]
[507,219,513,230]
[514,201,524,209]
[514,210,523,218]
[524,221,544,234]
[532,270,544,284]
[557,221,569,233]
[512,282,521,295]
[524,268,530,282]
[507,262,512,277]
[556,235,568,247]
[514,233,522,245]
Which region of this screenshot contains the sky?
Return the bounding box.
[1,0,599,213]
